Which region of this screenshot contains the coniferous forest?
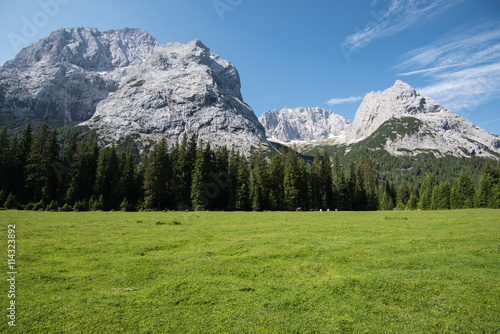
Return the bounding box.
[1,119,500,212]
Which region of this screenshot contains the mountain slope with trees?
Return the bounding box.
[2,120,499,212]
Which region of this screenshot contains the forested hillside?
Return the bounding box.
[1,119,499,212]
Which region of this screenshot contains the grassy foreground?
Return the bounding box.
[1,210,499,333]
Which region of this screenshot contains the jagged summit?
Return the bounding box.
[344,80,500,158]
[4,27,160,70]
[0,27,268,152]
[345,80,444,143]
[259,107,351,143]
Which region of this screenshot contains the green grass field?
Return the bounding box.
[1,209,499,333]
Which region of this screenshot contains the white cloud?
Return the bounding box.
[325,96,362,106]
[395,22,500,112]
[341,0,460,55]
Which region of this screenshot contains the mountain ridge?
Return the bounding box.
[0,27,269,152]
[1,28,499,159]
[260,81,500,159]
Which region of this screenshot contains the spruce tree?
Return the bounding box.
[310,150,322,210]
[0,127,10,194]
[16,124,33,203]
[191,140,209,210]
[347,161,357,211]
[475,161,499,208]
[118,153,137,208]
[251,147,269,211]
[41,129,60,205]
[214,145,230,210]
[407,194,419,210]
[432,181,451,210]
[2,138,20,198]
[492,182,500,209]
[268,151,285,211]
[284,147,302,211]
[94,144,120,210]
[419,174,437,210]
[380,191,394,210]
[26,118,50,203]
[143,139,169,210]
[450,172,476,209]
[356,155,377,210]
[332,154,348,210]
[396,180,410,207]
[3,192,19,210]
[235,152,250,211]
[320,151,333,210]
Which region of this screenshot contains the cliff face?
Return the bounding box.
[0,27,269,151]
[344,80,500,158]
[259,107,351,143]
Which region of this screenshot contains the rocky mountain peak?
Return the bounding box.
[0,27,269,152]
[4,27,159,70]
[341,80,500,158]
[345,80,444,143]
[259,107,351,143]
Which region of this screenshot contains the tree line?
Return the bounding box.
[1,119,499,211]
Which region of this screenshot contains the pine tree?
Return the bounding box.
[143,139,169,210]
[119,153,137,207]
[2,138,20,198]
[26,118,50,203]
[419,174,437,210]
[347,161,357,211]
[450,172,476,209]
[268,151,285,211]
[235,153,250,211]
[213,145,230,210]
[430,181,451,210]
[3,192,19,210]
[475,161,499,208]
[41,129,60,205]
[310,150,322,210]
[172,134,188,209]
[356,155,378,210]
[191,140,210,210]
[332,154,348,210]
[0,127,10,194]
[407,194,419,210]
[284,147,303,211]
[16,124,33,203]
[94,144,120,210]
[380,191,394,210]
[320,151,333,210]
[491,182,500,209]
[396,180,411,207]
[65,134,99,205]
[251,147,269,211]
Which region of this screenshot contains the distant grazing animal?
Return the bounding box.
[327,209,330,212]
[320,209,323,212]
[296,207,302,212]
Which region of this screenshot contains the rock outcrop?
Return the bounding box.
[0,27,269,151]
[259,107,351,143]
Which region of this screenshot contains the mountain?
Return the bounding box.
[344,80,500,158]
[0,27,269,152]
[282,81,500,159]
[259,107,351,143]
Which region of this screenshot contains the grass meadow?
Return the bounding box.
[0,209,499,333]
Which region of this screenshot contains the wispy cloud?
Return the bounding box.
[325,96,362,106]
[341,0,460,60]
[395,21,500,111]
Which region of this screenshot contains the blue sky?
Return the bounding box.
[0,0,499,135]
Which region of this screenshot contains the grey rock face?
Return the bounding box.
[344,80,500,158]
[259,107,351,143]
[0,27,268,152]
